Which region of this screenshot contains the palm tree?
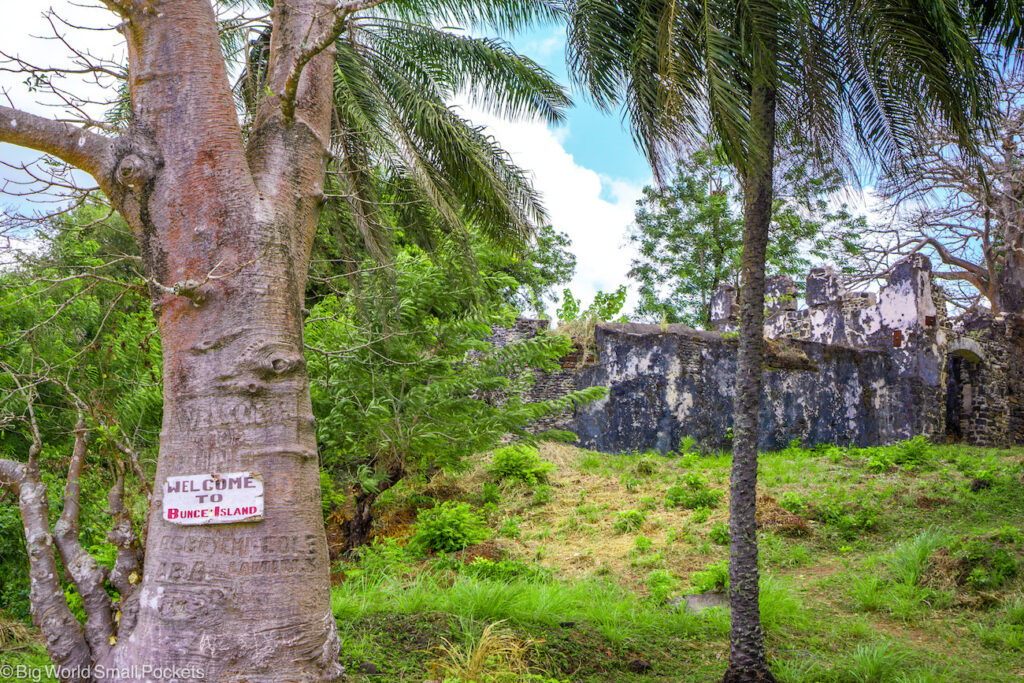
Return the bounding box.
[567,1,1006,679]
[226,0,569,263]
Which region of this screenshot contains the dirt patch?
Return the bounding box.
[452,540,507,563]
[756,493,811,537]
[913,495,949,510]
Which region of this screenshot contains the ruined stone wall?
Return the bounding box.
[572,324,941,453]
[490,256,1024,452]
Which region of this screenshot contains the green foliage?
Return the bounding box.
[948,536,1019,591]
[612,509,646,533]
[691,560,729,593]
[410,502,490,554]
[320,471,346,517]
[489,444,554,486]
[463,558,549,583]
[811,495,882,539]
[555,285,627,323]
[665,473,723,510]
[853,437,938,473]
[709,522,730,546]
[481,482,502,505]
[308,245,605,544]
[778,491,811,516]
[498,515,522,539]
[627,145,865,327]
[645,569,676,604]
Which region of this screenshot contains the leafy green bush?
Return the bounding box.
[320,470,346,517]
[691,560,729,592]
[949,536,1019,591]
[532,485,553,506]
[778,491,811,516]
[410,502,489,553]
[633,536,654,554]
[498,515,522,539]
[812,497,881,539]
[613,509,646,533]
[481,482,501,505]
[646,569,676,604]
[895,436,934,469]
[665,474,723,510]
[489,444,554,486]
[709,522,730,546]
[691,507,712,523]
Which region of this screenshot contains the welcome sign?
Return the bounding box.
[162,472,264,525]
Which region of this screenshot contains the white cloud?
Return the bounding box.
[455,102,645,316]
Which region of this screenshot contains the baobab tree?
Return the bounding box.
[0,0,564,679]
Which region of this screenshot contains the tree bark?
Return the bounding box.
[722,77,778,682]
[996,134,1024,314]
[1,1,349,679]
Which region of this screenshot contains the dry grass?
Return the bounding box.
[481,442,731,593]
[0,612,29,649]
[428,620,531,682]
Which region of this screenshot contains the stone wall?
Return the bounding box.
[492,255,1024,453]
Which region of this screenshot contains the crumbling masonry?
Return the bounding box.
[496,255,1024,453]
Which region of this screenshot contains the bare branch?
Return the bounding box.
[53,414,116,659]
[0,455,92,676]
[0,105,116,191]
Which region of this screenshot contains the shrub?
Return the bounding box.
[489,444,554,486]
[411,502,489,553]
[778,491,811,516]
[691,560,729,592]
[894,436,934,469]
[646,569,677,604]
[613,509,646,533]
[633,536,654,555]
[691,507,712,523]
[812,497,881,539]
[951,536,1019,590]
[498,515,522,539]
[632,458,657,476]
[532,486,552,506]
[709,522,730,546]
[665,483,723,510]
[463,558,548,583]
[481,482,501,505]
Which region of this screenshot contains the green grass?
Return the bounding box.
[5,439,1023,681]
[328,439,1024,681]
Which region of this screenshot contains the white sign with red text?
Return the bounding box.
[162,471,264,525]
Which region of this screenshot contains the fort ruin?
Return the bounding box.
[498,255,1024,453]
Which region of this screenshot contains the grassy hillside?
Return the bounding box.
[3,439,1023,681]
[329,440,1024,682]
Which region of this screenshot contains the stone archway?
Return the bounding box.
[945,338,985,442]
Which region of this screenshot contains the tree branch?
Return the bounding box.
[105,475,145,638]
[53,415,116,658]
[278,0,387,123]
[0,457,93,677]
[0,105,115,192]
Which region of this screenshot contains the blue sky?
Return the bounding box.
[508,26,653,187]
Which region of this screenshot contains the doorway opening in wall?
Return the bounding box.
[945,349,983,442]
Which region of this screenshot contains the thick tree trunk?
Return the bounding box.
[96,1,343,679]
[1,0,350,677]
[723,78,778,683]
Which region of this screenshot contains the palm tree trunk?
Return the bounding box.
[723,76,778,682]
